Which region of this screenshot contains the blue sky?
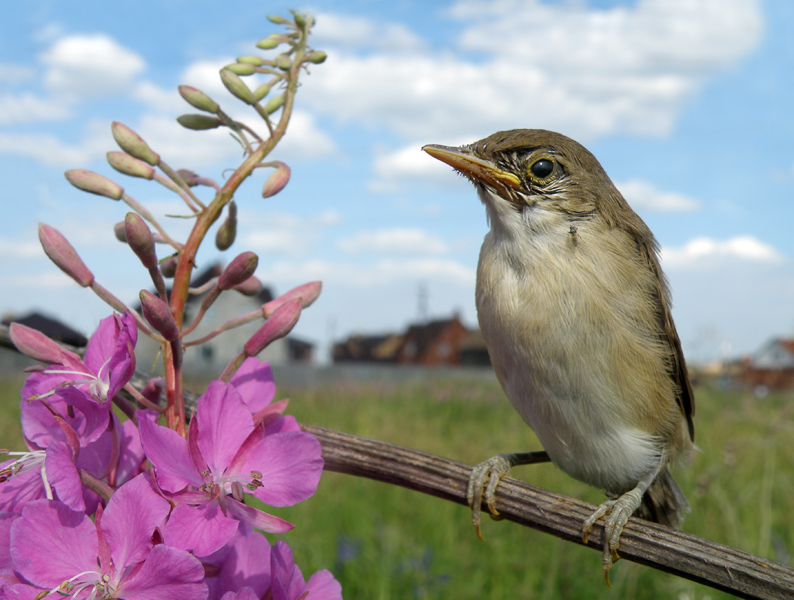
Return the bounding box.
[1,0,792,365]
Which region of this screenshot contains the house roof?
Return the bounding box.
[1,311,88,348]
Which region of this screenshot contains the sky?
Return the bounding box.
[1,0,793,365]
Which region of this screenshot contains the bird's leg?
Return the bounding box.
[582,452,667,582]
[467,451,550,540]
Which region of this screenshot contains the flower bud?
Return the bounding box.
[139,290,179,342]
[256,35,282,50]
[177,85,220,113]
[220,68,256,105]
[266,14,288,24]
[262,281,322,317]
[39,224,94,287]
[177,114,223,130]
[176,169,200,187]
[125,212,157,269]
[263,93,285,115]
[306,50,327,64]
[106,151,155,180]
[253,83,271,102]
[111,122,160,166]
[273,55,293,70]
[64,169,123,200]
[114,221,127,242]
[224,63,256,76]
[160,255,178,278]
[261,162,290,198]
[244,299,301,357]
[215,201,237,250]
[293,12,312,30]
[237,55,265,66]
[219,252,258,290]
[10,322,74,363]
[234,276,263,296]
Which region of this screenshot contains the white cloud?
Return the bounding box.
[617,179,701,212]
[0,63,34,84]
[661,236,783,269]
[41,34,146,98]
[312,12,425,52]
[237,210,341,257]
[0,93,71,125]
[338,228,449,255]
[303,0,762,143]
[0,130,105,166]
[370,142,468,192]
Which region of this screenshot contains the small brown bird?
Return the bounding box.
[423,129,694,578]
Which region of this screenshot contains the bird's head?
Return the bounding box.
[423,129,633,233]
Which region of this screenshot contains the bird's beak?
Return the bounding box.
[422,144,521,192]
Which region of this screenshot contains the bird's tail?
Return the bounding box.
[637,468,689,529]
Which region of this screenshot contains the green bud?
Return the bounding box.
[160,255,178,278]
[111,122,160,166]
[106,151,155,180]
[178,85,220,113]
[224,63,256,76]
[274,55,293,70]
[306,50,327,64]
[220,68,256,105]
[293,11,311,29]
[253,83,271,102]
[256,34,281,50]
[215,201,237,251]
[237,55,264,66]
[65,169,123,200]
[267,14,288,24]
[263,93,285,115]
[177,114,222,130]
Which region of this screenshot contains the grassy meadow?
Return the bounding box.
[2,373,793,599]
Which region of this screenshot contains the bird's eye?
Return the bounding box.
[529,158,554,180]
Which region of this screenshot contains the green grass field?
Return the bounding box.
[2,374,792,598]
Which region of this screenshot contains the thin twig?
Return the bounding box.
[301,424,794,600]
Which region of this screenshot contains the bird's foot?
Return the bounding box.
[467,451,550,541]
[582,487,645,585]
[467,454,513,541]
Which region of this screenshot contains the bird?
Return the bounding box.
[422,129,695,579]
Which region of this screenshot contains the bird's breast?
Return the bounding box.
[476,217,680,492]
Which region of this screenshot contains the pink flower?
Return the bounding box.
[139,370,323,557]
[7,475,207,599]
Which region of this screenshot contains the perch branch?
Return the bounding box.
[301,424,794,600]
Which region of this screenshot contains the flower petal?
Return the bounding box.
[102,474,170,570]
[225,499,294,534]
[138,416,203,492]
[10,499,98,588]
[119,544,207,600]
[164,502,239,558]
[195,381,254,475]
[45,441,84,511]
[228,357,276,414]
[243,432,323,507]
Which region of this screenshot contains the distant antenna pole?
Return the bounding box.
[417,281,429,323]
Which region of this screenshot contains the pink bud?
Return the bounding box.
[124,213,157,269]
[64,169,123,200]
[38,224,94,287]
[262,281,322,317]
[219,252,258,290]
[114,222,127,242]
[244,299,301,357]
[111,122,160,166]
[139,290,179,341]
[261,162,291,198]
[106,151,155,180]
[160,255,178,278]
[9,322,75,363]
[234,276,263,296]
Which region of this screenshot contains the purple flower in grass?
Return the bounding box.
[139,376,323,557]
[7,474,207,599]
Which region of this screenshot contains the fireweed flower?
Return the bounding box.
[20,311,137,405]
[7,474,207,599]
[228,357,300,434]
[139,375,323,557]
[269,540,342,600]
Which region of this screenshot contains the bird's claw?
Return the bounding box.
[581,488,644,584]
[467,455,514,540]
